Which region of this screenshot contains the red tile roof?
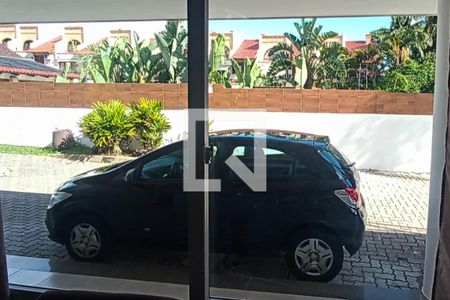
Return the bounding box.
[0,53,79,79]
[232,39,259,60]
[27,36,62,54]
[292,45,301,57]
[74,37,108,55]
[0,44,22,58]
[345,41,369,52]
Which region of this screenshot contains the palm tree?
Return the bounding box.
[268,18,337,89]
[372,16,433,67]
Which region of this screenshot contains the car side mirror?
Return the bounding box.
[125,168,138,184]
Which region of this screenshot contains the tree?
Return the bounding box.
[77,21,187,84]
[154,20,188,83]
[231,58,262,88]
[266,43,299,87]
[316,44,349,89]
[383,52,436,93]
[371,16,434,67]
[268,18,337,89]
[209,34,231,87]
[344,45,386,90]
[77,33,158,83]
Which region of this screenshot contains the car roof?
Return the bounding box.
[209,129,330,148]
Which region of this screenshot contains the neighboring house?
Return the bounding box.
[0,44,78,82]
[231,35,301,75]
[229,33,373,77]
[344,34,373,52]
[1,23,241,78]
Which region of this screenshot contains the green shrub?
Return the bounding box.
[79,99,135,155]
[383,54,436,93]
[129,98,171,151]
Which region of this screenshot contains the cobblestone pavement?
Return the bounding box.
[0,153,429,290]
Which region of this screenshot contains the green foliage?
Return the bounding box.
[316,44,349,89]
[154,21,188,83]
[56,62,72,83]
[0,144,94,156]
[129,98,171,151]
[371,16,436,67]
[267,18,337,89]
[77,21,187,84]
[209,34,231,87]
[79,100,135,155]
[231,58,262,88]
[266,44,298,87]
[383,53,435,93]
[0,144,56,156]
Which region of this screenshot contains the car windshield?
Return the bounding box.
[88,161,129,174]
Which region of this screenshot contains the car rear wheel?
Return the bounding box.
[285,229,343,282]
[65,215,110,261]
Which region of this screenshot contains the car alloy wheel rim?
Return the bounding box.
[294,238,333,276]
[70,223,101,259]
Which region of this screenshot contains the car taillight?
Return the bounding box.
[335,188,361,210]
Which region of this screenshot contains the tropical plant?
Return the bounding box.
[383,52,435,93]
[268,18,337,89]
[154,21,188,83]
[266,45,299,87]
[209,34,231,87]
[56,62,73,83]
[316,44,349,89]
[371,16,434,67]
[231,58,262,88]
[78,37,137,83]
[79,100,135,155]
[129,98,171,151]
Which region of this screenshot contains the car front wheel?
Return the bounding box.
[285,229,343,282]
[65,215,110,261]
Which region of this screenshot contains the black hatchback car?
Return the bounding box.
[46,129,366,282]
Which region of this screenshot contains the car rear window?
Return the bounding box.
[319,145,352,169]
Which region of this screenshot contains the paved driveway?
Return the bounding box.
[0,153,429,290]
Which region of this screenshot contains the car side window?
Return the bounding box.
[264,147,294,178]
[226,145,294,179]
[141,149,183,180]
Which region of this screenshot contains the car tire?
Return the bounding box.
[64,215,110,262]
[284,228,343,282]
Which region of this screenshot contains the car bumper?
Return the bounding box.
[45,209,64,244]
[342,202,367,256]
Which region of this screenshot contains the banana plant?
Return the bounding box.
[268,18,337,89]
[154,21,188,83]
[209,34,231,87]
[56,62,72,83]
[231,58,262,88]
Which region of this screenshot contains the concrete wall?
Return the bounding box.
[0,107,432,172]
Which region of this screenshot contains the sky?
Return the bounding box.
[210,17,391,41]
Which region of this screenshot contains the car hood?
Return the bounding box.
[59,161,130,188]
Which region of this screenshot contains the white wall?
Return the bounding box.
[0,107,432,172]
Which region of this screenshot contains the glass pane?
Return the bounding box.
[0,18,191,298]
[208,15,434,298]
